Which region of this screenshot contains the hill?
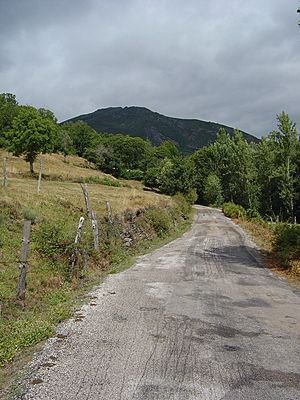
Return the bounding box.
[63,106,258,154]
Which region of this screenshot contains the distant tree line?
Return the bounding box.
[0,93,299,222]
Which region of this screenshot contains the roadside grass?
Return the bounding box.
[0,152,193,394]
[236,219,300,283]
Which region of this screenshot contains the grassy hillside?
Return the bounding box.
[0,151,191,377]
[64,106,259,154]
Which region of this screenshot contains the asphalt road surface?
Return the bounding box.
[19,206,300,399]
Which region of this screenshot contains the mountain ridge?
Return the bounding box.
[63,106,258,154]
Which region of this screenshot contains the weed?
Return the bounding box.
[23,209,37,223]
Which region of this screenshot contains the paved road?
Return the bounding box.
[20,206,300,399]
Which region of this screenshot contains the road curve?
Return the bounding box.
[19,206,300,400]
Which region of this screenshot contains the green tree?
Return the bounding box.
[256,137,277,217]
[270,112,298,220]
[146,140,180,168]
[0,93,19,147]
[203,174,224,207]
[57,129,74,161]
[63,121,98,157]
[6,106,58,172]
[156,157,195,196]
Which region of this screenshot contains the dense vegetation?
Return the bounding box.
[64,106,258,154]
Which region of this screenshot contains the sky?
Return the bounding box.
[0,0,299,138]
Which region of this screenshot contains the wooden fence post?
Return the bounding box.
[80,183,91,218]
[37,159,43,194]
[16,220,32,306]
[91,211,99,251]
[70,216,85,274]
[106,201,113,224]
[3,157,8,187]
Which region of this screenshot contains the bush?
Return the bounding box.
[246,207,261,221]
[32,221,73,259]
[144,207,173,237]
[272,223,300,264]
[185,188,198,205]
[143,167,159,188]
[121,169,144,181]
[173,193,192,218]
[222,202,246,219]
[23,208,37,222]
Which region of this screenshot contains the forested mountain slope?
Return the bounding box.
[64,106,258,154]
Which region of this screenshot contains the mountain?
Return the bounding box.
[63,106,258,154]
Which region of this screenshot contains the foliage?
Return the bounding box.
[0,93,19,147]
[272,223,300,264]
[23,208,37,222]
[144,207,173,237]
[203,174,224,207]
[245,208,261,221]
[222,202,246,219]
[185,188,198,205]
[31,221,74,260]
[121,169,144,181]
[144,167,159,188]
[63,120,98,157]
[5,106,58,172]
[156,157,196,196]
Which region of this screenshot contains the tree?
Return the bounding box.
[57,129,74,161]
[63,121,98,157]
[203,174,224,207]
[6,106,58,172]
[270,112,298,220]
[0,93,19,147]
[156,157,195,196]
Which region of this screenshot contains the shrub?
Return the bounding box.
[121,169,144,181]
[32,221,73,259]
[173,193,192,218]
[185,188,198,205]
[143,167,159,188]
[222,202,246,219]
[246,208,261,221]
[23,208,37,222]
[272,223,300,264]
[144,207,172,237]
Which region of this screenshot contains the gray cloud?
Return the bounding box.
[0,0,299,137]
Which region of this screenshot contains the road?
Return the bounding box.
[19,206,300,399]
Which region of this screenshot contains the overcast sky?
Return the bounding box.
[0,0,299,137]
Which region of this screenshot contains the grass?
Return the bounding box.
[236,218,300,284]
[0,151,193,395]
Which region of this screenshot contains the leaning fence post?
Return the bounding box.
[80,183,91,218]
[91,211,99,251]
[37,159,43,194]
[3,157,8,187]
[16,220,32,306]
[70,216,85,274]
